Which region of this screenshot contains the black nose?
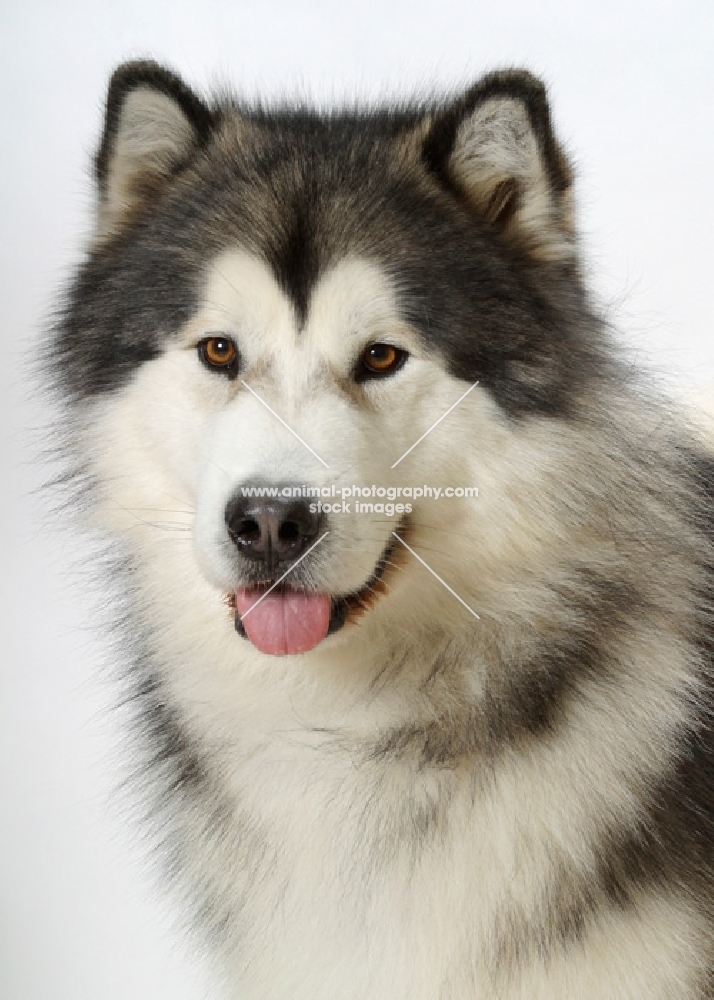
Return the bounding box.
[225,487,325,571]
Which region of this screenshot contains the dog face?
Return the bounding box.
[57,61,602,659]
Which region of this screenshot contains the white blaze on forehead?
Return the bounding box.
[304,257,409,360]
[185,250,298,360]
[185,250,411,377]
[185,251,426,597]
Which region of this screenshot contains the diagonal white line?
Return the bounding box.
[239,532,330,620]
[391,532,480,620]
[240,380,330,469]
[390,382,479,469]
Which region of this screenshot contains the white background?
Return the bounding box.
[1,2,713,997]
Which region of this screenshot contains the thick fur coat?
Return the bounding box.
[53,61,713,998]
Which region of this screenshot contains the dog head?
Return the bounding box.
[57,61,601,661]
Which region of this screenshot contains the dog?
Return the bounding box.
[52,60,713,997]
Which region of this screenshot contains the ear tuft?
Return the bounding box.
[95,61,216,235]
[423,70,574,260]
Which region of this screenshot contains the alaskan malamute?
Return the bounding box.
[53,61,713,997]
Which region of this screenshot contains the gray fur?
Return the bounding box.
[52,61,714,998]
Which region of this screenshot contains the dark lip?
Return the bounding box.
[230,517,407,639]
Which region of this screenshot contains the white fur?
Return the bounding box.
[450,97,572,259]
[77,250,709,998]
[99,87,197,233]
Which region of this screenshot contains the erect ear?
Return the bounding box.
[422,70,574,260]
[95,60,216,235]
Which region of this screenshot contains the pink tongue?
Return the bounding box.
[234,589,332,656]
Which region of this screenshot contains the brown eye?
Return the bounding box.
[199,336,239,376]
[357,343,408,381]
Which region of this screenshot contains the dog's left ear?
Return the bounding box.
[95,60,216,235]
[422,71,574,260]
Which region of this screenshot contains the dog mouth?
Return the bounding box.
[228,527,402,656]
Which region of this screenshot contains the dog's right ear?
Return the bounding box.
[95,61,215,235]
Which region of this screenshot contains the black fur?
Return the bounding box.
[52,62,714,993]
[369,569,639,767]
[56,61,608,417]
[422,69,572,201]
[95,60,216,190]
